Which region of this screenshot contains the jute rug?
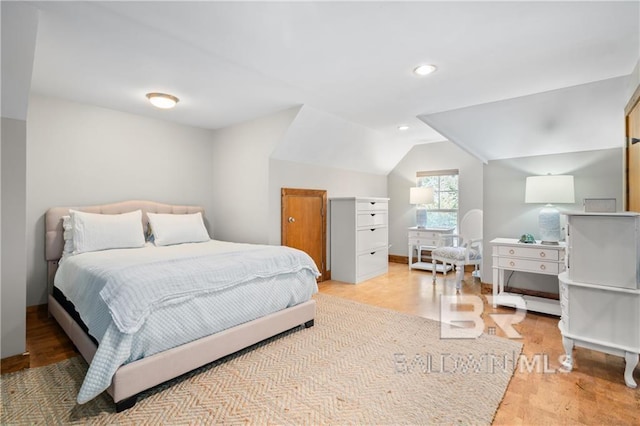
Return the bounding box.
[1,293,522,425]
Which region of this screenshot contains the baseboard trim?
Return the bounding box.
[389,255,408,264]
[1,352,30,374]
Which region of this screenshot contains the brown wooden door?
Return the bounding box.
[627,99,640,212]
[281,188,326,281]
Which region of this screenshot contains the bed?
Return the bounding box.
[45,200,318,412]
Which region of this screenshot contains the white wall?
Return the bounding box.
[210,105,388,258]
[209,107,301,245]
[1,118,28,358]
[628,59,639,97]
[482,148,623,290]
[387,141,484,258]
[26,95,215,306]
[1,1,38,359]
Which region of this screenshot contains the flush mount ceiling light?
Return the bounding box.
[413,64,437,76]
[146,92,179,109]
[398,125,410,131]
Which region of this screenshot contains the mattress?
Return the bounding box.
[54,240,319,403]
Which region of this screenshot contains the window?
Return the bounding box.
[416,169,459,229]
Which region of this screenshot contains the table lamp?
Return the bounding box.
[410,186,434,228]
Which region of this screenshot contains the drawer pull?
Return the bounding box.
[370,202,376,205]
[371,213,376,217]
[370,252,376,255]
[509,249,515,255]
[540,264,546,271]
[509,261,515,267]
[370,229,375,232]
[539,252,546,258]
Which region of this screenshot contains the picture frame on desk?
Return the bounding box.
[583,198,616,213]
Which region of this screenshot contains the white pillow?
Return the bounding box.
[147,212,210,246]
[62,215,74,255]
[70,209,146,254]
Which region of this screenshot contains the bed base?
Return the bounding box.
[49,294,316,412]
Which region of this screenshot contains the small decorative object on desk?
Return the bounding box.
[518,233,535,244]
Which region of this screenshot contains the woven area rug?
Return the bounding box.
[1,293,522,425]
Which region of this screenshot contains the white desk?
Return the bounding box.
[491,238,566,316]
[408,227,454,272]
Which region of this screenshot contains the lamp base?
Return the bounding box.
[416,209,427,228]
[539,205,561,244]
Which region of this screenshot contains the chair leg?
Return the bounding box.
[455,264,463,293]
[432,259,437,283]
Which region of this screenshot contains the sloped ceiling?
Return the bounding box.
[1,2,39,120]
[272,105,418,175]
[419,76,631,163]
[26,1,640,172]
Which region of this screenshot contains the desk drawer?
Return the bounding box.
[357,212,388,227]
[498,245,560,261]
[409,237,439,248]
[409,230,450,240]
[498,257,560,274]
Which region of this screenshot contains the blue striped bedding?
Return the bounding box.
[54,240,319,404]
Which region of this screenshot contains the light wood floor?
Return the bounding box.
[22,262,640,424]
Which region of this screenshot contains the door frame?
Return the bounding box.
[625,83,640,212]
[281,188,327,281]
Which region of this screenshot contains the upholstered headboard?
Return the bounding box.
[45,200,205,293]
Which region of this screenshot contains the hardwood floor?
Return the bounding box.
[320,263,640,425]
[20,262,640,424]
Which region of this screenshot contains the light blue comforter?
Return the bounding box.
[55,240,319,404]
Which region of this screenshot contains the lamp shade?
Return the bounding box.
[525,175,575,204]
[410,187,434,205]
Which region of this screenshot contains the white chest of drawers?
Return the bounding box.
[491,238,566,316]
[330,197,389,284]
[559,212,640,388]
[408,227,454,272]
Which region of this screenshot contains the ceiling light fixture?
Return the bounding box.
[398,125,410,131]
[146,92,179,109]
[413,64,437,76]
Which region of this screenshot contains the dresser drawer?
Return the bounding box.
[498,245,561,261]
[498,257,561,275]
[357,227,388,251]
[357,248,388,277]
[357,212,388,227]
[357,201,388,212]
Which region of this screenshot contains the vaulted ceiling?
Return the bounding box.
[27,1,640,171]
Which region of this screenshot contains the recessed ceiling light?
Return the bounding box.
[398,125,410,131]
[146,92,179,109]
[413,64,437,76]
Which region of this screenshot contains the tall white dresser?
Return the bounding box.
[330,197,389,284]
[559,212,640,388]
